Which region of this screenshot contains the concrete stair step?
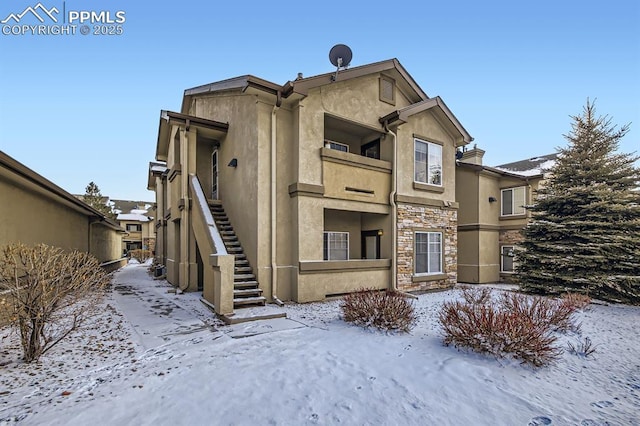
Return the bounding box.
[222,235,238,241]
[234,253,247,260]
[234,259,249,266]
[220,231,235,236]
[234,274,256,281]
[233,288,263,297]
[227,247,243,253]
[234,281,259,289]
[233,296,266,307]
[234,266,253,273]
[225,241,241,247]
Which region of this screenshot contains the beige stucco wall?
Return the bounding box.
[0,172,122,264]
[395,113,457,203]
[0,177,90,252]
[297,266,389,302]
[90,222,122,263]
[157,68,467,303]
[456,161,543,284]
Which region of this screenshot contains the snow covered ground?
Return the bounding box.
[1,263,639,425]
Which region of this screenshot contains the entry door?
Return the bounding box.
[361,230,381,259]
[212,150,219,199]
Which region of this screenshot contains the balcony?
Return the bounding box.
[320,147,391,204]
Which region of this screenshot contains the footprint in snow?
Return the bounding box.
[590,401,614,409]
[528,416,552,426]
[309,413,319,422]
[581,420,611,426]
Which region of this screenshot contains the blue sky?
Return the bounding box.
[1,0,638,201]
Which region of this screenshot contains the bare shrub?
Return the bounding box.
[567,337,598,358]
[129,249,152,263]
[460,286,492,305]
[499,292,581,333]
[561,292,591,310]
[341,289,416,332]
[0,243,110,362]
[438,292,583,367]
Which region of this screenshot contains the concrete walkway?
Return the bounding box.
[110,264,218,350]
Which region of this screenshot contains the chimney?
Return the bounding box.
[460,146,485,165]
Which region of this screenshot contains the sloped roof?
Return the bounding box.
[379,97,473,146]
[0,150,122,231]
[494,153,557,177]
[180,58,429,113]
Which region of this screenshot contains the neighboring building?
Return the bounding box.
[111,199,156,254]
[148,58,472,315]
[0,151,125,267]
[456,148,556,283]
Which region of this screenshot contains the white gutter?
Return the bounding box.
[271,94,284,306]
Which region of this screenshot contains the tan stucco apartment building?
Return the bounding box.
[0,151,124,266]
[148,59,472,314]
[112,199,156,255]
[456,148,556,283]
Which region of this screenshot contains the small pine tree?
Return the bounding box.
[517,100,640,304]
[83,182,116,219]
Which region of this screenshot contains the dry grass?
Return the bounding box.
[341,289,416,332]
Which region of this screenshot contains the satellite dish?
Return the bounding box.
[329,44,352,68]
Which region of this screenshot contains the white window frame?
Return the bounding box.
[325,139,349,153]
[414,138,443,186]
[415,231,442,275]
[501,245,516,273]
[501,186,526,216]
[323,231,349,261]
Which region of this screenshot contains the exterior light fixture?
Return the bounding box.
[228,158,238,168]
[488,196,497,203]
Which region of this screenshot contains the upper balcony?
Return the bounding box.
[321,115,391,205]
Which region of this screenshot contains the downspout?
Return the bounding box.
[271,91,284,306]
[383,121,418,300]
[383,121,398,291]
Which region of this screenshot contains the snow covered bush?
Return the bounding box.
[341,289,416,332]
[0,243,110,362]
[129,249,152,263]
[438,292,583,367]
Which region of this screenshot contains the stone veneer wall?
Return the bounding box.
[499,229,524,246]
[396,203,457,291]
[499,229,524,283]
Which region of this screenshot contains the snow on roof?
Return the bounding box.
[117,213,151,222]
[493,153,557,177]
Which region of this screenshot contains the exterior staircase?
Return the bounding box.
[208,201,266,309]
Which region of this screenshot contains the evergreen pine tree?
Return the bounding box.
[517,100,640,304]
[83,182,116,219]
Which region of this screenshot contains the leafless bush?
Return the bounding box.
[438,292,583,367]
[0,243,110,362]
[129,249,152,263]
[460,286,493,305]
[341,289,416,332]
[499,292,580,333]
[567,337,598,358]
[562,292,591,310]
